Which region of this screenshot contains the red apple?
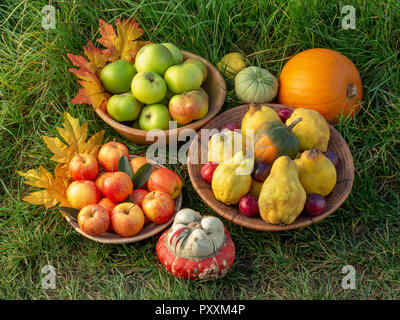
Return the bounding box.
[98,141,129,172]
[95,172,113,197]
[111,202,145,237]
[168,90,208,125]
[130,189,149,207]
[66,180,100,210]
[251,161,272,182]
[102,171,133,203]
[78,204,110,236]
[142,191,174,224]
[130,189,151,224]
[278,107,293,122]
[220,122,240,132]
[200,162,219,183]
[239,194,259,217]
[97,198,117,231]
[68,154,99,181]
[148,168,182,199]
[304,194,327,216]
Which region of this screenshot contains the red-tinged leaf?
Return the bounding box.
[97,17,149,63]
[69,67,110,110]
[67,53,95,74]
[83,41,109,75]
[68,41,109,76]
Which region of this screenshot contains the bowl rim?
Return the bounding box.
[95,50,226,141]
[64,155,183,244]
[187,103,355,231]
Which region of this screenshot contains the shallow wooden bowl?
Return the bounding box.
[95,51,226,145]
[187,104,355,231]
[64,155,182,244]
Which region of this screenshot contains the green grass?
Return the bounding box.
[1,0,399,299]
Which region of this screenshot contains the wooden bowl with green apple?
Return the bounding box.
[96,51,226,145]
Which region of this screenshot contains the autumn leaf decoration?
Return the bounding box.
[68,17,150,111]
[18,113,104,209]
[17,166,70,209]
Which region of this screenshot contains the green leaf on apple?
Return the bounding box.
[59,206,80,220]
[118,155,133,179]
[132,163,153,189]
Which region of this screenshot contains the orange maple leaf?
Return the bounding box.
[69,67,110,111]
[68,17,149,109]
[97,17,150,63]
[67,41,109,76]
[68,41,110,110]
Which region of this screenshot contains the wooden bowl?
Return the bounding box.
[95,51,226,145]
[64,155,182,244]
[187,104,355,231]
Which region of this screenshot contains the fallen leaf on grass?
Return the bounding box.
[67,41,109,76]
[17,166,70,209]
[42,112,104,178]
[98,17,150,63]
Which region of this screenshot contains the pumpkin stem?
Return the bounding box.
[347,83,357,97]
[187,222,202,231]
[286,117,302,131]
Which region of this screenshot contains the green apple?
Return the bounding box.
[100,59,136,94]
[138,104,172,130]
[106,93,142,122]
[164,63,203,94]
[161,43,183,65]
[135,43,174,76]
[184,58,207,83]
[131,71,167,104]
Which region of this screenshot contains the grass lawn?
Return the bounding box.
[1,0,399,300]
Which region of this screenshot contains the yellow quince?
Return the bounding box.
[286,108,330,152]
[208,130,247,163]
[294,149,337,196]
[241,104,281,138]
[211,152,253,205]
[258,156,306,225]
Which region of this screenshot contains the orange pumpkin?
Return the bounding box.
[278,48,362,123]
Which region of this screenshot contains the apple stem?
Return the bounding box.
[92,207,98,217]
[80,170,85,182]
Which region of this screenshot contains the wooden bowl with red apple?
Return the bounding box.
[61,141,183,244]
[96,48,226,145]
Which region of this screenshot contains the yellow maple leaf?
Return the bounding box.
[17,166,70,209]
[97,17,151,63]
[42,112,104,177]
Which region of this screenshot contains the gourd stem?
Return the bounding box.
[347,83,357,97]
[286,117,302,131]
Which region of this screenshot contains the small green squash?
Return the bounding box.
[254,118,302,164]
[235,66,278,103]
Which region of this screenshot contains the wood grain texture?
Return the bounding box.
[187,104,354,231]
[95,51,226,145]
[64,155,182,244]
